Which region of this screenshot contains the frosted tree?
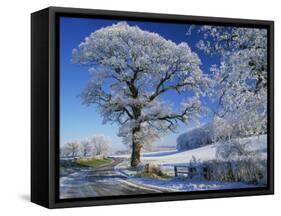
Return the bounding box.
[64,141,81,157]
[211,116,234,141]
[194,25,267,136]
[91,135,111,156]
[72,22,209,166]
[216,139,253,161]
[80,139,93,157]
[60,146,70,157]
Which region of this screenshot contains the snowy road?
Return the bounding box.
[60,158,169,199]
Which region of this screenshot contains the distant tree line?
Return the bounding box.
[177,116,266,151]
[60,135,111,158]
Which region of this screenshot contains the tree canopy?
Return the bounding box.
[72,22,209,166]
[196,26,267,135]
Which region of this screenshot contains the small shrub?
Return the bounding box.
[202,158,266,185]
[137,163,170,179]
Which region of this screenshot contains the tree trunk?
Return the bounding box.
[131,141,143,167]
[130,125,143,167]
[130,102,142,167]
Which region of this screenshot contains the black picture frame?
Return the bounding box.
[31,6,274,209]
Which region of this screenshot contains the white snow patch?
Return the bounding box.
[127,177,258,192]
[113,135,267,166]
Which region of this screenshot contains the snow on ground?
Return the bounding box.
[113,135,267,166]
[113,135,267,176]
[60,135,267,196]
[113,161,259,192]
[127,176,258,192]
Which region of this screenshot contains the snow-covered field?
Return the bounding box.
[113,135,267,165]
[113,135,267,177]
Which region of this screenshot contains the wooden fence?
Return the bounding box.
[174,165,208,179]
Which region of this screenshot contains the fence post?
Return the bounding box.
[203,167,207,180]
[174,166,178,177]
[189,167,194,179]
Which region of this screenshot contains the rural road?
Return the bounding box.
[60,158,168,199]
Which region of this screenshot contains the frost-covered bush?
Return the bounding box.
[176,114,266,151]
[176,117,233,151]
[137,163,169,179]
[178,137,267,184]
[216,139,253,160]
[177,125,213,150]
[202,158,267,185]
[203,138,267,184]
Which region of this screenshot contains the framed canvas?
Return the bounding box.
[31,6,274,208]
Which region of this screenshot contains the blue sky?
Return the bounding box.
[59,17,220,151]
